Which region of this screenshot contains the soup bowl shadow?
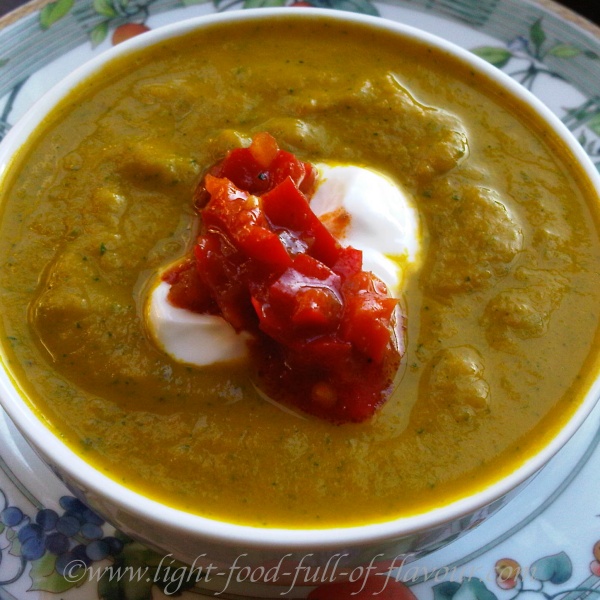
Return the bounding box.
[1,7,600,597]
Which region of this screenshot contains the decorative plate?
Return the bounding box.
[1,1,600,599]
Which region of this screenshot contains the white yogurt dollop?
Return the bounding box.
[146,164,420,366]
[146,280,250,366]
[311,164,419,293]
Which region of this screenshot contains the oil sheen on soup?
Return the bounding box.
[1,16,600,528]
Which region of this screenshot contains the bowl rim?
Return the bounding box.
[1,6,600,551]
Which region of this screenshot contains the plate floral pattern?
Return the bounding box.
[1,1,600,599]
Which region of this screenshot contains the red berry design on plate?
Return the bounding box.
[112,23,151,46]
[495,558,521,590]
[590,540,600,576]
[307,576,417,599]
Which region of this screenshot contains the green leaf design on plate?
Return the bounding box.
[299,0,378,14]
[549,44,581,58]
[433,581,462,600]
[94,0,118,18]
[98,573,126,600]
[329,0,378,15]
[584,50,600,60]
[244,0,286,8]
[90,21,110,47]
[586,113,600,136]
[29,552,82,593]
[530,19,546,55]
[0,58,8,68]
[98,572,155,600]
[97,541,161,600]
[180,0,210,5]
[530,552,572,584]
[471,46,512,68]
[39,0,74,29]
[450,578,498,600]
[7,527,21,556]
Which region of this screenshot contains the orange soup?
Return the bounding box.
[1,16,600,528]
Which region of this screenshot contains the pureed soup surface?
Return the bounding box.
[2,15,600,528]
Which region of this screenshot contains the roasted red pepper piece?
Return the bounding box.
[253,254,343,343]
[162,257,219,314]
[193,233,254,331]
[341,272,399,364]
[332,246,362,279]
[210,134,314,196]
[202,175,291,270]
[248,131,279,167]
[262,176,341,266]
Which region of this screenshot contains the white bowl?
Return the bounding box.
[1,7,600,595]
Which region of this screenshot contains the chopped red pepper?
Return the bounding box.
[262,176,341,265]
[205,134,315,197]
[162,132,403,423]
[162,257,219,315]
